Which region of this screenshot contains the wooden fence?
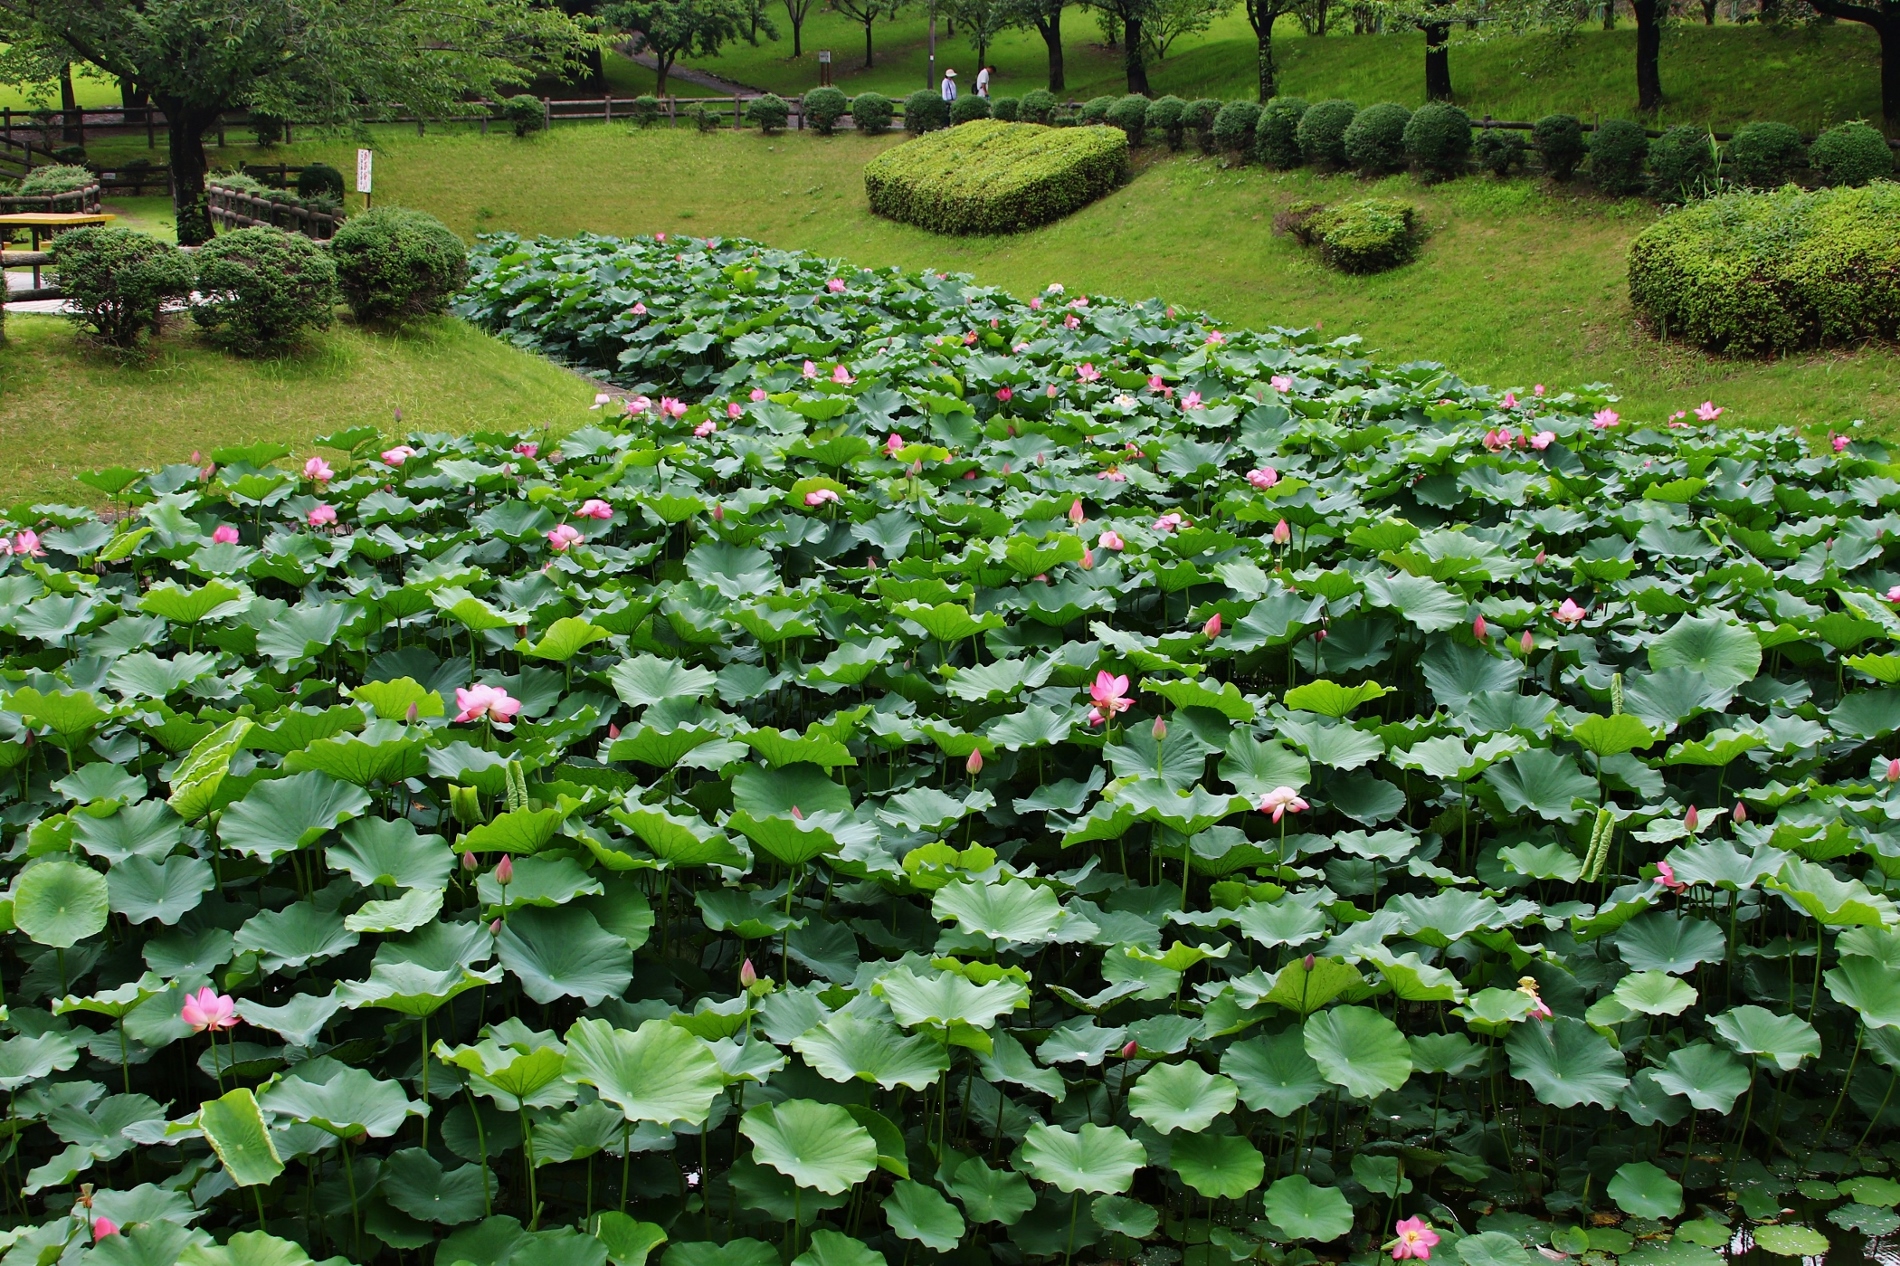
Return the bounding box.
[0,183,101,214]
[205,183,343,241]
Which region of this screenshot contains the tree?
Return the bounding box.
[1244,0,1301,98]
[1088,0,1157,92]
[1804,0,1899,127]
[1143,0,1230,59]
[1423,0,1452,99]
[1002,0,1068,88]
[606,0,752,94]
[1631,0,1661,110]
[944,0,1017,67]
[785,0,820,54]
[0,0,588,246]
[830,0,904,66]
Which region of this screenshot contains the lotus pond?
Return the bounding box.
[5,233,1900,1266]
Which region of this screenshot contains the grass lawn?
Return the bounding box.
[0,314,602,504]
[206,124,1894,444]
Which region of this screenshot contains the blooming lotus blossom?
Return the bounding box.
[1391,1218,1440,1262]
[381,445,416,466]
[1515,977,1553,1022]
[1482,429,1508,452]
[1534,384,1545,396]
[591,392,613,411]
[1099,530,1125,551]
[727,402,743,419]
[831,365,855,384]
[627,396,652,415]
[1272,519,1291,546]
[1833,434,1850,453]
[1669,411,1689,427]
[1247,468,1279,489]
[827,278,846,293]
[1076,363,1101,383]
[303,457,334,485]
[91,1218,119,1242]
[1064,315,1080,329]
[1153,513,1186,533]
[1530,431,1556,450]
[1656,860,1685,893]
[802,361,819,379]
[307,505,337,528]
[996,386,1013,401]
[1205,330,1225,345]
[455,684,522,724]
[1114,393,1136,408]
[1030,297,1043,310]
[1182,391,1204,410]
[750,388,768,402]
[693,420,717,438]
[804,488,840,507]
[1089,671,1133,723]
[1592,408,1620,430]
[211,525,240,545]
[1148,375,1166,391]
[1270,375,1293,393]
[513,442,538,459]
[577,499,613,520]
[1098,469,1126,483]
[660,397,687,419]
[1696,400,1723,422]
[1204,613,1222,638]
[547,523,583,551]
[631,302,648,316]
[1888,585,1900,603]
[181,987,238,1032]
[1501,391,1518,409]
[1554,598,1587,625]
[1258,786,1308,822]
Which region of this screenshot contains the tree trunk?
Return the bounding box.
[1881,14,1900,128]
[60,65,80,145]
[117,77,144,111]
[1602,0,1616,28]
[1316,0,1328,36]
[1701,0,1716,22]
[656,53,672,96]
[1424,21,1452,99]
[791,12,804,55]
[164,106,214,246]
[1039,11,1066,90]
[1123,12,1150,92]
[865,21,874,66]
[1633,0,1662,110]
[1252,0,1280,98]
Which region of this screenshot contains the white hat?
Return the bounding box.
[945,68,957,76]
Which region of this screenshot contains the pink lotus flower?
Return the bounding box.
[1247,468,1279,490]
[1080,547,1093,570]
[996,386,1013,402]
[1889,760,1900,782]
[1076,363,1101,383]
[513,442,538,459]
[654,232,666,242]
[963,331,978,345]
[631,302,648,316]
[1098,469,1126,483]
[966,750,983,776]
[750,388,768,402]
[181,987,238,1032]
[382,445,416,466]
[1686,805,1700,831]
[1046,384,1058,398]
[1592,408,1620,430]
[10,528,42,557]
[302,457,334,485]
[495,854,514,885]
[1501,392,1518,410]
[1473,614,1488,640]
[727,402,743,419]
[547,523,583,551]
[591,393,613,411]
[740,958,759,987]
[1064,315,1080,329]
[1148,375,1166,391]
[1270,375,1293,393]
[211,525,240,545]
[1030,297,1043,310]
[1482,429,1508,452]
[1695,400,1723,422]
[1272,519,1291,546]
[1120,1040,1138,1059]
[627,396,652,415]
[804,488,840,507]
[1534,384,1545,396]
[1391,1218,1440,1262]
[1183,391,1204,410]
[1153,513,1186,533]
[1734,801,1747,824]
[1099,530,1125,551]
[1530,431,1556,450]
[802,361,819,379]
[827,278,846,293]
[884,433,908,460]
[1205,330,1225,346]
[1089,671,1132,722]
[1204,613,1222,638]
[1887,585,1900,603]
[831,365,855,385]
[693,420,717,438]
[91,1218,119,1242]
[577,499,613,520]
[1060,500,1083,528]
[1833,434,1850,453]
[660,397,688,419]
[1259,786,1308,822]
[1656,860,1685,893]
[1521,630,1534,653]
[1554,598,1587,625]
[307,505,337,528]
[455,684,521,725]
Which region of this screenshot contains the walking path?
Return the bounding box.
[617,44,764,97]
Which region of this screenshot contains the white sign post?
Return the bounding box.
[355,149,373,208]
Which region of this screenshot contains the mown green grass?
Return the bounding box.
[209,124,1896,442]
[0,314,602,504]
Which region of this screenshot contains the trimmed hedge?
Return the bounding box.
[1590,118,1650,195]
[1810,120,1895,186]
[48,226,193,350]
[1185,98,1222,153]
[863,118,1128,234]
[1281,197,1419,272]
[1533,114,1586,180]
[16,164,93,196]
[1627,182,1900,354]
[191,225,338,355]
[1475,127,1526,176]
[1403,102,1471,179]
[329,206,469,323]
[950,94,992,125]
[1343,102,1411,175]
[1079,95,1115,125]
[1211,100,1263,155]
[1106,93,1149,144]
[1297,99,1357,167]
[991,96,1020,121]
[745,93,790,133]
[1254,97,1307,168]
[904,90,949,134]
[1146,95,1188,149]
[1019,89,1057,124]
[1728,121,1804,188]
[851,92,893,134]
[296,162,345,201]
[1647,123,1718,203]
[802,87,849,135]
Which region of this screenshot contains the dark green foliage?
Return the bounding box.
[1297,98,1357,167]
[904,90,950,134]
[629,95,662,127]
[329,207,470,323]
[1475,127,1526,176]
[1589,118,1650,195]
[48,226,193,350]
[1185,97,1223,153]
[1402,102,1472,179]
[803,88,849,135]
[1281,196,1419,272]
[1628,182,1900,354]
[950,94,993,125]
[1343,101,1412,175]
[296,161,345,202]
[501,94,546,137]
[693,103,723,132]
[16,163,93,196]
[1106,93,1149,145]
[1727,121,1804,188]
[1079,95,1115,125]
[1532,113,1586,180]
[1211,100,1263,157]
[990,96,1020,121]
[1647,124,1719,203]
[851,92,894,134]
[1809,120,1895,187]
[1253,97,1308,168]
[191,225,338,354]
[864,118,1127,233]
[745,93,790,134]
[1146,95,1188,149]
[249,114,285,147]
[1018,88,1058,124]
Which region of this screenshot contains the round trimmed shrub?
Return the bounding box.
[1647,124,1718,203]
[192,225,338,355]
[329,207,469,323]
[629,96,662,127]
[746,93,790,134]
[49,226,193,350]
[991,96,1021,122]
[905,90,950,134]
[1253,97,1308,168]
[1474,127,1526,176]
[1186,98,1223,153]
[296,162,345,202]
[1211,100,1263,156]
[851,92,894,134]
[1284,197,1419,272]
[501,94,545,137]
[1589,119,1650,195]
[950,94,992,125]
[1402,102,1471,179]
[1079,96,1115,125]
[1727,121,1804,188]
[1810,120,1894,187]
[802,87,849,135]
[1106,94,1149,145]
[1532,113,1586,180]
[1344,102,1412,175]
[16,164,93,196]
[1298,99,1357,167]
[1019,89,1058,124]
[1146,95,1187,149]
[1628,182,1900,354]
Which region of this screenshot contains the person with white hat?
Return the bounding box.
[940,68,958,102]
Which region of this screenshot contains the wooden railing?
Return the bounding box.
[205,183,343,241]
[0,183,101,214]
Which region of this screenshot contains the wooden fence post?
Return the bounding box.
[734,93,742,129]
[668,97,676,126]
[544,98,552,131]
[605,94,612,122]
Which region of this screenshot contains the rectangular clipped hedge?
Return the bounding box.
[863,118,1128,235]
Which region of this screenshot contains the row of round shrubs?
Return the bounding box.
[49,207,469,355]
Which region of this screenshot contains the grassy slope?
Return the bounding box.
[0,315,602,504]
[221,125,1896,442]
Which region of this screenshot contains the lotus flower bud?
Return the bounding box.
[791,805,804,820]
[1152,716,1168,741]
[609,723,621,739]
[1272,519,1291,545]
[712,504,725,521]
[1888,759,1899,782]
[740,958,758,988]
[967,750,984,776]
[1686,805,1699,832]
[1520,630,1534,654]
[1069,498,1085,525]
[1204,613,1222,639]
[1733,801,1746,824]
[1473,614,1488,641]
[1303,954,1316,972]
[495,855,514,885]
[406,701,419,724]
[1080,547,1093,571]
[1120,1040,1138,1059]
[490,919,503,935]
[462,852,478,872]
[1534,549,1546,566]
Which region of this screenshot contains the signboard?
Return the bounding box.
[355,149,373,195]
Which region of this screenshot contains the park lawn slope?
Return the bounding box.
[864,120,1128,233]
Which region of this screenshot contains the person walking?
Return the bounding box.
[940,68,958,102]
[975,65,991,97]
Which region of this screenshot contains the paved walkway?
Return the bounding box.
[617,43,764,97]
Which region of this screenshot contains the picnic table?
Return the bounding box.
[0,211,115,288]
